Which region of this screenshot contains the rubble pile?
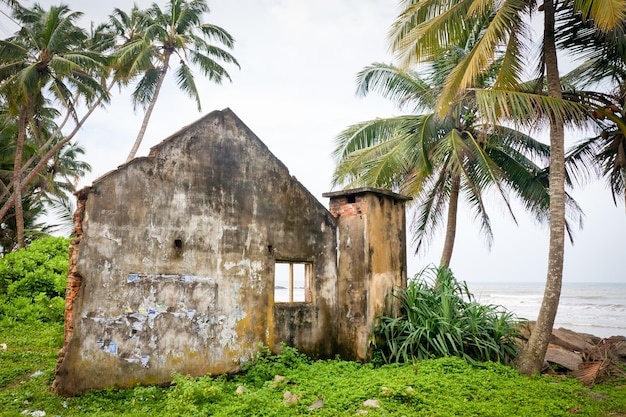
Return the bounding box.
[521,323,626,384]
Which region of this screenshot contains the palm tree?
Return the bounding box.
[388,0,624,374]
[107,6,153,85]
[333,59,580,269]
[0,4,107,248]
[0,105,91,248]
[33,139,91,237]
[119,0,239,161]
[515,0,624,375]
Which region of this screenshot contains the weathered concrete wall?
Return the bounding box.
[53,109,338,395]
[324,188,410,361]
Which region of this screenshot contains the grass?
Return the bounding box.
[1,321,625,416]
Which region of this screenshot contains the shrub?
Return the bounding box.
[0,236,69,323]
[239,343,310,387]
[372,266,521,365]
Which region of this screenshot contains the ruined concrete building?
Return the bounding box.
[53,109,410,396]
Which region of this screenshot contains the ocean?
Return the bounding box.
[469,281,626,339]
[274,281,625,338]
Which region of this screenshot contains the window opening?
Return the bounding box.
[274,262,311,303]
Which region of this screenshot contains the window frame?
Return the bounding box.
[274,261,312,303]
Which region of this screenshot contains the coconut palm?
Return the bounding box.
[388,0,624,374]
[517,0,624,375]
[333,59,581,269]
[0,3,107,248]
[119,0,239,161]
[107,5,153,86]
[0,105,91,248]
[31,139,91,237]
[0,14,116,222]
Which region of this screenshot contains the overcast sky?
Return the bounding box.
[1,1,624,284]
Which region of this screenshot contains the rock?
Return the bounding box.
[406,386,415,393]
[0,343,7,350]
[579,333,601,345]
[589,392,611,401]
[380,386,392,395]
[283,390,298,404]
[269,374,286,388]
[355,410,368,415]
[363,399,380,408]
[551,328,595,353]
[545,344,583,371]
[235,385,245,395]
[308,397,324,410]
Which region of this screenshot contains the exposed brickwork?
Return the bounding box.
[328,195,367,218]
[53,187,89,380]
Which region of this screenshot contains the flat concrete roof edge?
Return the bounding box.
[323,187,412,201]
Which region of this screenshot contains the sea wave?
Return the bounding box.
[470,281,626,338]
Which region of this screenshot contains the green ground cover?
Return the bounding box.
[1,321,625,417]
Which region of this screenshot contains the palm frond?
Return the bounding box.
[390,0,475,65]
[132,66,159,110]
[174,63,200,110]
[473,88,591,129]
[199,23,236,49]
[411,167,451,254]
[190,46,237,80]
[333,115,419,161]
[355,63,435,112]
[573,0,626,33]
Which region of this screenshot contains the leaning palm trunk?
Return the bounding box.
[126,53,171,162]
[12,108,28,248]
[515,0,566,375]
[0,93,78,207]
[440,174,460,269]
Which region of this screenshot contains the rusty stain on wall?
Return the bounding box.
[52,109,410,396]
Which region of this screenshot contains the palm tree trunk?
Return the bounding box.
[126,53,171,162]
[440,174,460,269]
[515,0,566,375]
[0,80,114,224]
[13,108,28,249]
